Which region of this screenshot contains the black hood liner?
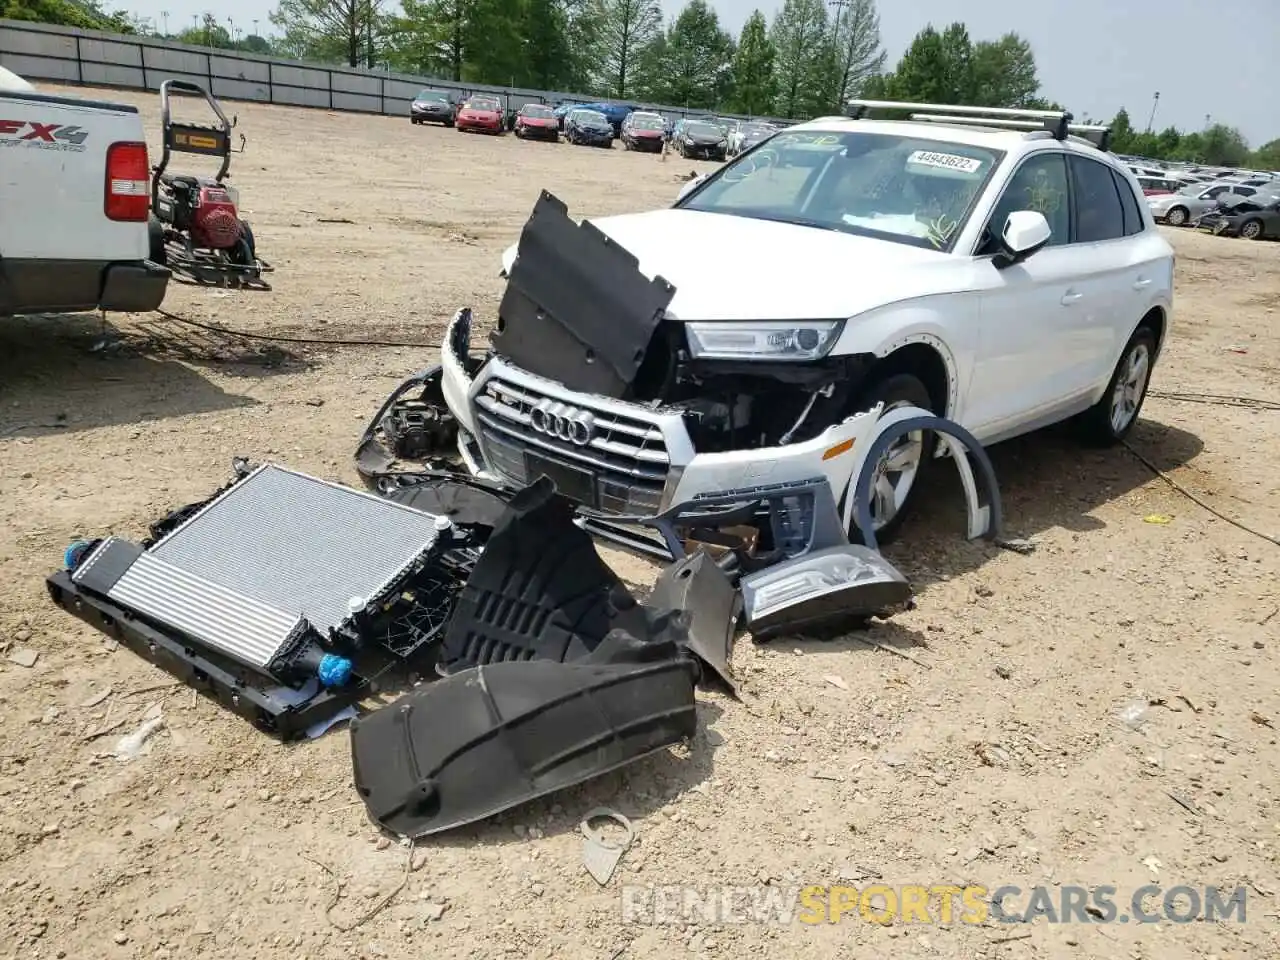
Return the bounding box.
[438,475,669,672]
[491,191,676,399]
[350,628,698,838]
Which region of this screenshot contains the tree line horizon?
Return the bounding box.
[8,0,1277,167]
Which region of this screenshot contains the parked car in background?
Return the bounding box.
[1135,175,1183,196]
[728,120,776,156]
[676,120,728,160]
[409,89,457,126]
[514,103,559,142]
[570,101,634,137]
[621,111,666,152]
[565,108,614,148]
[456,96,505,135]
[1149,180,1260,226]
[1197,193,1280,239]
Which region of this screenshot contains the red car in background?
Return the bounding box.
[456,96,505,135]
[1136,174,1182,197]
[621,111,667,152]
[514,103,559,142]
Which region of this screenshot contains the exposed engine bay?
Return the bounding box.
[490,190,877,453]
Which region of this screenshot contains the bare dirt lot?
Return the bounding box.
[2,86,1278,960]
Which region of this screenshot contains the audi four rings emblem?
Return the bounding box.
[529,399,596,445]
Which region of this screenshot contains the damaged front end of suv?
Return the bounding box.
[356,190,907,561]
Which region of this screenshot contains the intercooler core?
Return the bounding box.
[69,464,445,678]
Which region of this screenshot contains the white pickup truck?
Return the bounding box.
[0,65,169,317]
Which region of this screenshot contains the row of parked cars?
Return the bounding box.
[1138,163,1280,240]
[407,88,781,158]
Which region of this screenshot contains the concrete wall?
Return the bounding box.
[0,18,787,125]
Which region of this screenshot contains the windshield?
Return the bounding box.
[631,115,664,129]
[467,98,500,111]
[686,122,722,138]
[742,123,772,136]
[679,130,1003,252]
[522,105,554,118]
[416,90,448,102]
[576,110,607,124]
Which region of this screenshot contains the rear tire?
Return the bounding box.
[852,372,937,543]
[1077,325,1157,446]
[1240,218,1264,240]
[148,215,167,266]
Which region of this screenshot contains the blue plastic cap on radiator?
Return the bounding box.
[317,653,354,688]
[64,540,95,572]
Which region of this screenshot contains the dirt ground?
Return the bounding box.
[2,85,1278,960]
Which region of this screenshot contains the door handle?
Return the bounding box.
[1061,291,1084,305]
[1133,278,1152,290]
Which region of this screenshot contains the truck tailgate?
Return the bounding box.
[0,90,150,261]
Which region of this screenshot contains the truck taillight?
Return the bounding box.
[104,141,150,222]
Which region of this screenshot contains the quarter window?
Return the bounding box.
[1111,168,1146,236]
[980,152,1070,254]
[1070,155,1126,243]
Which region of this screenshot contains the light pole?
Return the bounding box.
[253,19,259,38]
[1145,91,1160,133]
[161,11,168,35]
[828,0,851,109]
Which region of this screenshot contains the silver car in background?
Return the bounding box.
[1149,180,1263,226]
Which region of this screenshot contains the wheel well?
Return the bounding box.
[1138,306,1166,354]
[866,344,950,416]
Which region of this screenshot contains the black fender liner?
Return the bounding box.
[350,629,699,839]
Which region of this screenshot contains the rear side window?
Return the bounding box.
[1070,155,1126,243]
[1111,168,1146,236]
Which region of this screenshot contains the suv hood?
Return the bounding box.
[501,209,949,321]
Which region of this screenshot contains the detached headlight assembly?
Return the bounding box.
[684,320,845,361]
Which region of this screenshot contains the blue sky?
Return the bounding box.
[122,0,1278,146]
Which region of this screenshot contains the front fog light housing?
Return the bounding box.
[684,320,845,361]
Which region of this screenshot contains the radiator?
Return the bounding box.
[71,464,445,676]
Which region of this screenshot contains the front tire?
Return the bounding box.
[853,372,937,543]
[1077,325,1157,446]
[1165,206,1189,227]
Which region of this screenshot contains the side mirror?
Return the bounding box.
[993,210,1051,268]
[676,173,708,203]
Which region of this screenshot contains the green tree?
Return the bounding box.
[4,0,142,32]
[726,10,776,116]
[388,0,466,80]
[591,0,662,98]
[176,14,235,49]
[1252,138,1280,169]
[238,34,274,54]
[828,0,885,108]
[969,32,1039,107]
[522,0,574,89]
[462,0,525,84]
[642,0,733,108]
[270,0,389,68]
[769,0,828,119]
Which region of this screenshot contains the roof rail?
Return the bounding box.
[847,98,1074,140]
[909,112,1112,151]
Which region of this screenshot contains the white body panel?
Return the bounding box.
[0,89,149,261]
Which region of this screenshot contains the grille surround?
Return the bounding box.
[471,360,693,516]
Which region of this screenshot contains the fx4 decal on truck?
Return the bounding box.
[0,120,89,152]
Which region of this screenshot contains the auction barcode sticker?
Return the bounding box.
[907,150,984,174]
